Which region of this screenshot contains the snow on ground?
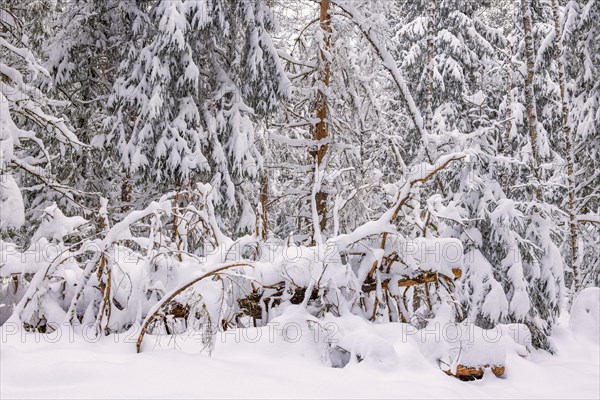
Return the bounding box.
[1,313,598,399]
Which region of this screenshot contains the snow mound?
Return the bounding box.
[30,203,87,243]
[0,175,24,231]
[570,287,600,344]
[323,312,400,369]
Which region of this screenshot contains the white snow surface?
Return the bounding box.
[1,313,598,399]
[570,287,600,344]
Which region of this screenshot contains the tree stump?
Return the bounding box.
[444,365,484,381]
[443,364,505,381]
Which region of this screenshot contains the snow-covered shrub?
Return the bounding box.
[569,287,600,343]
[8,189,185,334]
[4,168,472,359]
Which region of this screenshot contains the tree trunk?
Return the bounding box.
[173,191,183,262]
[259,170,269,240]
[424,0,436,134]
[520,0,544,202]
[504,48,514,158]
[313,0,332,235]
[121,172,132,213]
[551,0,579,291]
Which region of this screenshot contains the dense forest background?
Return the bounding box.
[0,0,598,358]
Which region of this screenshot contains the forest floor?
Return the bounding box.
[1,314,598,399]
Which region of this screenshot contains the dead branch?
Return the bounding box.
[136,263,253,353]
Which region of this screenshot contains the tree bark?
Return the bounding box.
[313,0,332,235]
[520,0,544,202]
[173,191,183,262]
[259,170,269,240]
[551,0,579,291]
[121,171,132,213]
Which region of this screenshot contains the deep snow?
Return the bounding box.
[1,312,598,399]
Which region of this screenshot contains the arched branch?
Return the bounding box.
[136,263,253,353]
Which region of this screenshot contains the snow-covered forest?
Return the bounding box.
[0,0,599,398]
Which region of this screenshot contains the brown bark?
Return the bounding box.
[121,172,132,212]
[312,0,332,234]
[551,0,579,291]
[520,0,544,202]
[259,170,269,240]
[443,364,505,380]
[367,154,465,279]
[136,263,253,353]
[362,268,462,293]
[173,191,183,262]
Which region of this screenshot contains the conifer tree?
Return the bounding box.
[105,0,289,233]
